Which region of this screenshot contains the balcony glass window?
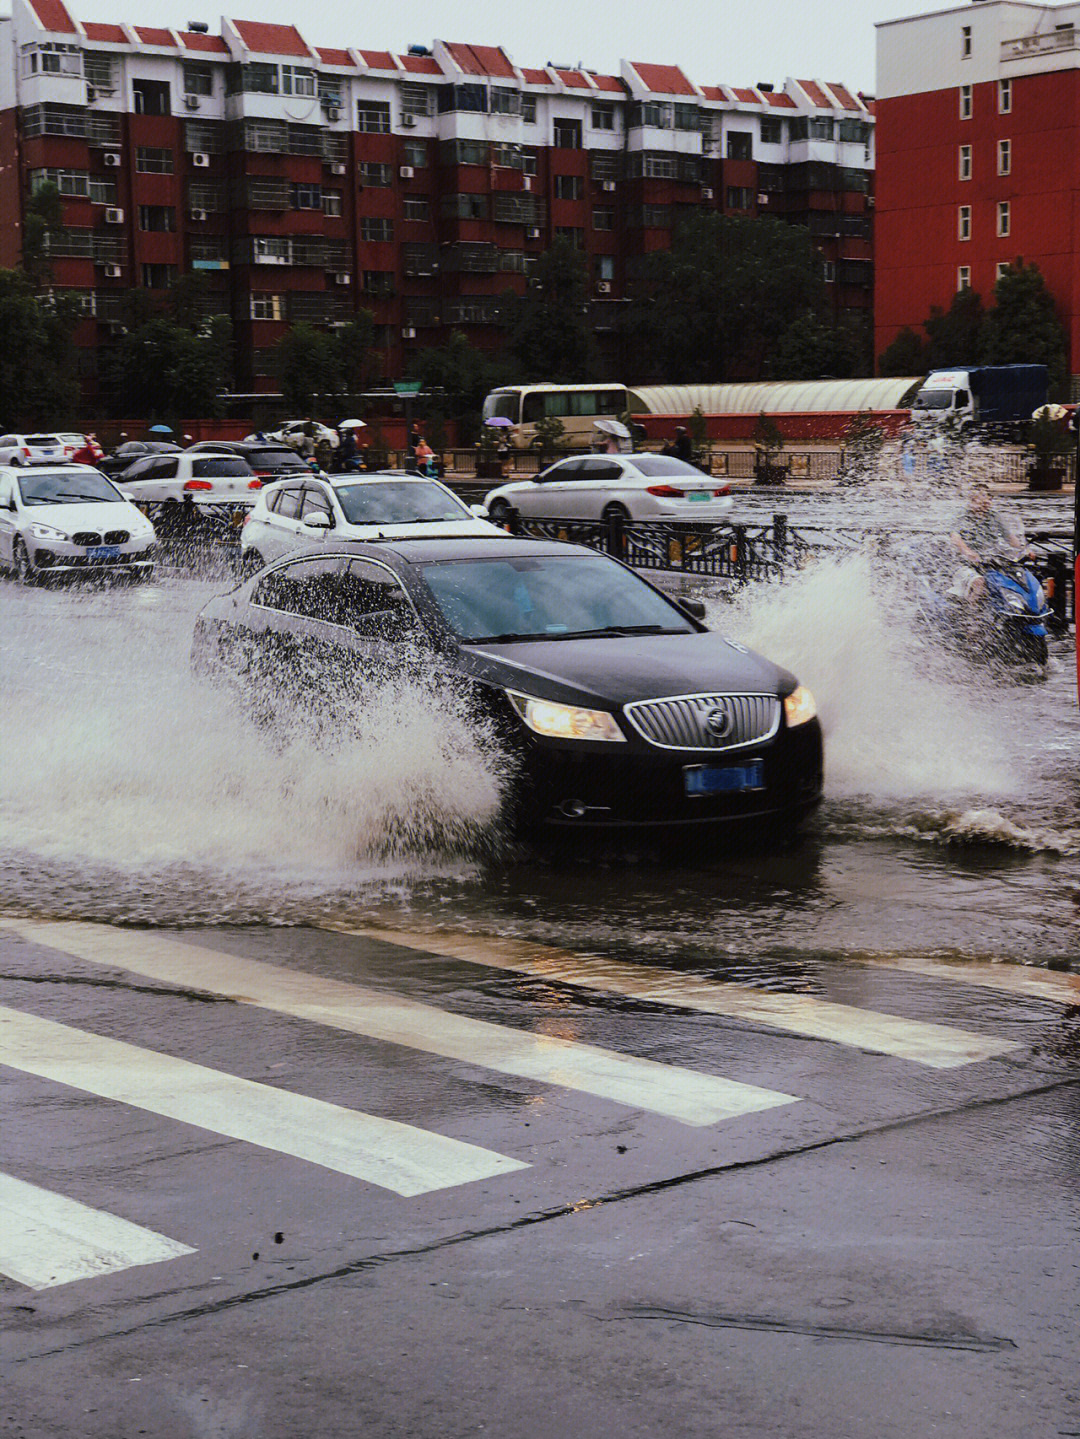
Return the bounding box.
[136,147,173,174]
[281,66,316,97]
[361,218,394,241]
[250,293,284,320]
[357,101,391,133]
[726,131,752,161]
[139,205,175,231]
[241,63,279,94]
[760,118,783,145]
[183,63,213,96]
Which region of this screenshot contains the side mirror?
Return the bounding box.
[119,489,135,501]
[302,512,332,530]
[469,503,488,517]
[680,598,707,620]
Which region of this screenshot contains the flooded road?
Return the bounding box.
[1,522,1077,970]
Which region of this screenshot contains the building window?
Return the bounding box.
[440,193,487,220]
[597,254,615,281]
[356,101,391,134]
[403,196,430,221]
[250,293,284,320]
[998,78,1012,114]
[553,118,582,149]
[240,62,279,94]
[292,183,322,210]
[958,204,971,240]
[808,118,834,140]
[591,103,616,130]
[362,271,395,295]
[996,261,1012,281]
[590,151,620,181]
[554,175,583,200]
[726,187,753,210]
[726,131,752,161]
[998,138,1011,176]
[400,84,436,119]
[183,62,213,96]
[185,119,223,153]
[628,152,677,180]
[959,84,973,120]
[359,162,393,187]
[823,260,836,283]
[138,205,175,231]
[760,118,783,145]
[554,226,584,246]
[281,66,316,97]
[401,142,428,169]
[961,24,972,57]
[361,218,394,241]
[592,207,614,231]
[135,146,173,174]
[440,139,487,166]
[83,52,117,91]
[521,93,537,123]
[958,144,972,180]
[489,88,520,115]
[141,263,176,289]
[133,79,171,115]
[322,190,343,217]
[838,119,870,144]
[997,200,1010,237]
[491,143,526,170]
[957,265,971,291]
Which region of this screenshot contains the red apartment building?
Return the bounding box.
[876,0,1080,389]
[0,0,875,398]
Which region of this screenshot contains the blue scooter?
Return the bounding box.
[976,556,1051,670]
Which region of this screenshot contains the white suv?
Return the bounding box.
[241,471,502,569]
[0,433,69,466]
[118,451,262,517]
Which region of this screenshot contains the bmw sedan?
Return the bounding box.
[0,464,156,581]
[192,537,823,837]
[479,454,734,527]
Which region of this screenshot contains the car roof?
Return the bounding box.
[277,536,599,569]
[6,463,111,478]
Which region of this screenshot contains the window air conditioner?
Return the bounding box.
[527,226,541,239]
[104,263,122,278]
[192,152,210,167]
[702,187,714,199]
[596,281,612,294]
[190,208,208,222]
[333,272,351,285]
[756,192,768,205]
[601,180,616,192]
[104,207,124,223]
[326,106,341,121]
[103,152,121,167]
[400,113,416,127]
[331,162,347,176]
[402,326,417,338]
[399,165,415,179]
[183,94,200,110]
[522,176,533,191]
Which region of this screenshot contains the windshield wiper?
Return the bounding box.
[49,492,111,502]
[544,624,683,639]
[459,632,553,644]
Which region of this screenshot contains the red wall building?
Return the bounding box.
[0,0,875,403]
[876,0,1080,389]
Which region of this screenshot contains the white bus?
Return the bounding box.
[481,383,630,448]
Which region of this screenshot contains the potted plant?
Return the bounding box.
[1026,410,1070,491]
[752,411,787,485]
[475,426,504,479]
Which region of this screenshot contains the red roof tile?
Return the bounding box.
[232,19,310,57]
[630,62,695,96]
[825,82,860,111]
[556,69,590,89]
[443,41,515,78]
[521,67,554,86]
[699,85,725,102]
[862,97,876,116]
[82,20,127,42]
[731,86,758,103]
[359,49,395,69]
[180,30,228,51]
[399,53,443,74]
[796,79,832,108]
[590,73,624,93]
[29,0,78,33]
[317,47,355,67]
[764,90,798,108]
[134,26,176,46]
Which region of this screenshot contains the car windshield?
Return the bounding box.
[191,458,254,477]
[25,435,62,447]
[630,456,707,477]
[335,480,470,525]
[913,390,952,410]
[18,471,121,505]
[245,448,306,470]
[421,553,695,642]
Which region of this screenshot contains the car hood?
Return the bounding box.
[20,499,144,529]
[339,517,504,540]
[459,631,797,706]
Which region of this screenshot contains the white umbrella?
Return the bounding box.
[1032,404,1068,421]
[594,418,631,439]
[338,418,367,429]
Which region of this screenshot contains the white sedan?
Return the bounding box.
[479,454,734,526]
[241,472,503,569]
[0,464,156,582]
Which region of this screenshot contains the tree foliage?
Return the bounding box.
[878,326,927,377]
[0,268,78,424]
[104,312,233,420]
[979,260,1067,395]
[769,308,870,381]
[503,236,594,381]
[271,313,377,414]
[925,287,985,368]
[408,329,512,424]
[21,182,64,288]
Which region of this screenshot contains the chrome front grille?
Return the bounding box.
[623,692,781,751]
[72,531,101,546]
[104,529,130,545]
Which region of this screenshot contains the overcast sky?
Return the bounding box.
[26,0,954,93]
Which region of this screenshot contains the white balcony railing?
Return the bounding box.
[1001,27,1078,62]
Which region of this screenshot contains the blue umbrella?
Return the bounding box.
[148,424,173,435]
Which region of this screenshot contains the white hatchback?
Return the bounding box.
[479,454,734,526]
[0,432,69,466]
[241,472,503,569]
[117,451,262,515]
[0,464,156,582]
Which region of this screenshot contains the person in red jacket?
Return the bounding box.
[71,433,104,466]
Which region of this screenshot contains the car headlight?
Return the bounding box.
[29,522,69,541]
[783,685,817,727]
[507,690,626,742]
[1002,592,1030,612]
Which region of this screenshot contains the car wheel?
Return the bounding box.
[12,539,34,584]
[487,498,515,529]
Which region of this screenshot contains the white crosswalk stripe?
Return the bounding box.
[1,920,800,1127]
[329,926,1021,1070]
[0,1171,195,1291]
[0,1005,528,1197]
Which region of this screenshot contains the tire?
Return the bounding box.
[487,499,514,528]
[12,539,34,585]
[601,502,630,523]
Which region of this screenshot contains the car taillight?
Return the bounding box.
[712,485,730,496]
[183,479,213,491]
[23,447,32,458]
[247,479,262,489]
[646,484,686,497]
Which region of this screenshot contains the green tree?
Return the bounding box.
[272,323,340,414]
[627,214,826,382]
[21,182,64,288]
[0,268,78,424]
[924,286,985,368]
[505,236,594,380]
[334,311,376,399]
[409,329,512,436]
[104,312,234,419]
[979,260,1068,396]
[878,325,927,377]
[772,308,867,380]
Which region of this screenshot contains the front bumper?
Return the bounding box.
[30,540,156,572]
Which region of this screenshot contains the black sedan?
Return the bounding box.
[192,537,823,836]
[185,441,311,482]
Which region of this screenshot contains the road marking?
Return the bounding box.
[0,1006,527,1197]
[1,922,798,1127]
[325,927,1020,1070]
[845,953,1080,1006]
[0,1171,195,1291]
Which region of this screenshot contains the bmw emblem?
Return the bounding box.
[703,706,734,739]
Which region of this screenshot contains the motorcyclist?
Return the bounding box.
[948,483,1026,602]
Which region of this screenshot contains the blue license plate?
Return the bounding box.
[684,760,765,796]
[87,545,120,560]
